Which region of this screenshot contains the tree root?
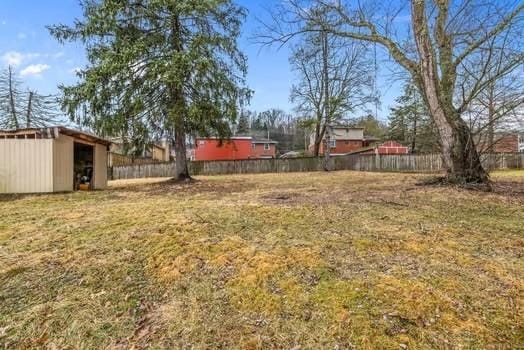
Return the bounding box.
[168,175,195,184]
[416,176,493,192]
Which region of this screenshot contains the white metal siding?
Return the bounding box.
[53,135,74,192]
[0,139,54,193]
[333,128,364,140]
[93,143,108,189]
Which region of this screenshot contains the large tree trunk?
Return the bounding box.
[420,79,488,183]
[421,81,487,182]
[411,110,417,153]
[412,0,488,183]
[313,139,321,156]
[173,113,190,180]
[447,118,488,183]
[171,14,191,181]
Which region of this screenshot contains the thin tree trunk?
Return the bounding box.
[321,31,331,171]
[26,91,33,128]
[411,113,417,153]
[487,82,495,153]
[485,82,496,170]
[400,114,407,145]
[313,111,323,156]
[8,66,19,129]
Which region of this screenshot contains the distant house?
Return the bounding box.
[194,136,277,161]
[151,142,171,162]
[251,138,278,159]
[309,126,378,155]
[477,133,522,153]
[110,138,171,162]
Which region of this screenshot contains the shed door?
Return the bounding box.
[93,144,108,189]
[53,135,74,192]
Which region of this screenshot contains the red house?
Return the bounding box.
[194,137,277,161]
[477,134,522,153]
[251,139,279,159]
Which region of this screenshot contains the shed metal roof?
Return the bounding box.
[0,126,111,146]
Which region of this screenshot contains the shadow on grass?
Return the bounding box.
[107,176,255,197]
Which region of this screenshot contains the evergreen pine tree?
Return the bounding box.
[236,112,250,135]
[388,82,439,154]
[49,0,249,179]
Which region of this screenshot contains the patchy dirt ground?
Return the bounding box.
[1,170,523,349]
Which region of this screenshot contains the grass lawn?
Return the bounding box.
[1,170,523,349]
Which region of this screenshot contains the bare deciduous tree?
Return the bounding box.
[0,66,62,129]
[462,32,524,153]
[259,0,524,184]
[289,25,374,158]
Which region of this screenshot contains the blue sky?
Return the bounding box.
[0,0,398,120]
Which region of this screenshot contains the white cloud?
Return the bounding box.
[1,51,45,66]
[17,32,27,40]
[20,64,50,77]
[2,51,25,66]
[1,51,67,69]
[1,20,6,25]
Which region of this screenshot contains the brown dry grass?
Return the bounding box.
[1,170,523,349]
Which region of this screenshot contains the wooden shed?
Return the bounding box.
[0,127,111,193]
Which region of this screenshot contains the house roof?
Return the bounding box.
[332,125,365,129]
[0,126,111,146]
[196,136,278,144]
[345,146,376,155]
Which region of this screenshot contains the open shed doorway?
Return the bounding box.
[74,142,94,190]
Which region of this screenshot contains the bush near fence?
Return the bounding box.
[109,153,524,180]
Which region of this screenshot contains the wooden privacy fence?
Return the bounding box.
[109,153,524,180]
[480,153,524,170]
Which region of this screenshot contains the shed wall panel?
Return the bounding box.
[93,143,108,189]
[53,135,74,192]
[0,139,54,193]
